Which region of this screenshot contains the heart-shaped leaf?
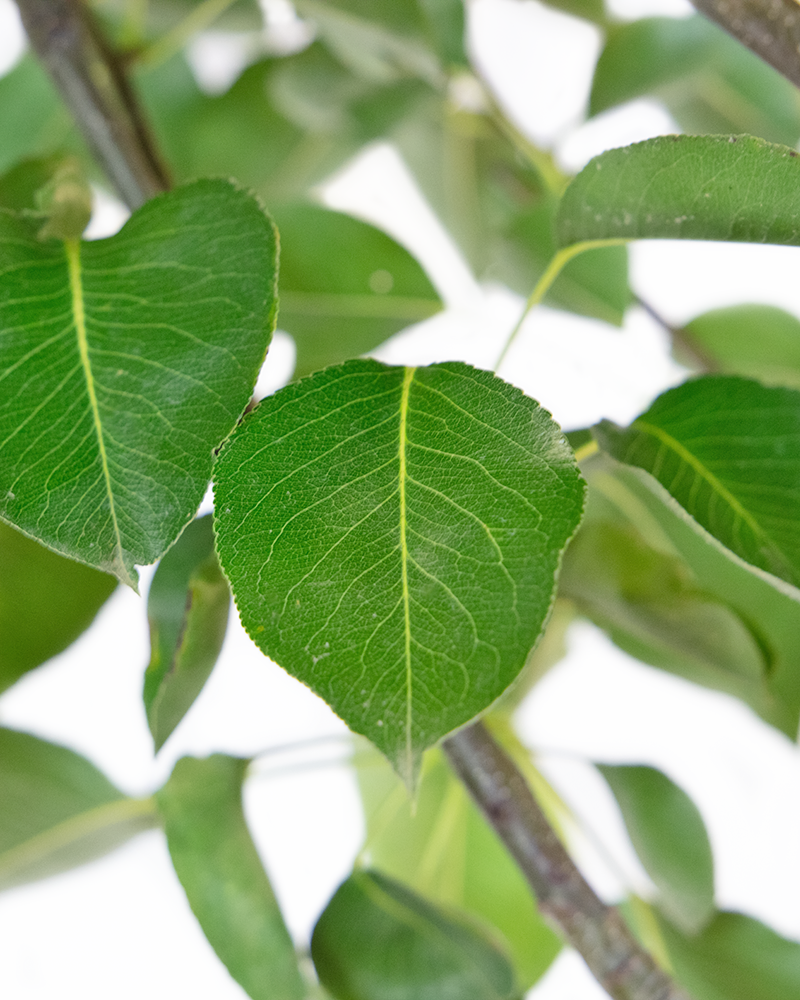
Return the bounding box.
[0,179,277,587]
[144,514,230,751]
[0,727,157,892]
[0,521,116,694]
[213,360,585,784]
[593,376,800,590]
[557,135,800,248]
[157,754,305,1000]
[311,869,520,1000]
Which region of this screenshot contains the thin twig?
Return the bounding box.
[443,723,692,1000]
[634,295,719,372]
[16,0,170,208]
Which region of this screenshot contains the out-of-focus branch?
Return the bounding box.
[691,0,800,91]
[16,0,169,208]
[444,723,692,1000]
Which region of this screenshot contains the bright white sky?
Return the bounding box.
[3,0,800,998]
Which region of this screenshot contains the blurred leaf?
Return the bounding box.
[158,754,304,1000]
[0,179,276,588]
[557,135,800,249]
[560,519,770,697]
[214,360,585,785]
[591,17,800,146]
[681,305,800,388]
[359,748,561,988]
[598,764,714,934]
[296,0,442,84]
[0,727,156,892]
[96,0,263,38]
[144,515,230,752]
[272,202,442,378]
[0,156,70,213]
[660,910,800,1000]
[417,0,469,67]
[594,377,800,590]
[311,869,521,1000]
[0,522,116,694]
[0,57,72,175]
[538,0,607,23]
[583,459,800,736]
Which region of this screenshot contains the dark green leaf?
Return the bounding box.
[660,910,800,1000]
[158,754,304,1000]
[557,135,800,248]
[0,727,156,891]
[272,202,442,379]
[213,360,585,784]
[0,179,277,588]
[593,376,800,590]
[359,748,561,988]
[583,458,800,735]
[311,869,520,1000]
[144,515,230,752]
[417,0,469,67]
[591,17,800,146]
[560,519,769,694]
[598,764,714,934]
[0,521,116,694]
[681,305,800,388]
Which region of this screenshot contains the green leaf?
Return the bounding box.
[157,754,304,1000]
[144,514,230,751]
[0,727,157,892]
[598,764,714,934]
[557,135,800,248]
[584,458,800,735]
[214,360,585,784]
[593,376,800,590]
[0,178,277,588]
[417,0,469,68]
[0,58,71,175]
[559,519,769,692]
[0,521,116,694]
[681,305,800,388]
[660,910,800,1000]
[359,747,561,988]
[590,17,800,147]
[311,869,520,1000]
[272,202,442,379]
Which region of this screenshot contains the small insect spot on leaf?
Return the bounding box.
[256,625,264,632]
[369,269,394,294]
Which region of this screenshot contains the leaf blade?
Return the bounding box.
[213,360,585,783]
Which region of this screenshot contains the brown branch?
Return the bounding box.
[443,723,692,1000]
[16,0,170,208]
[690,0,800,91]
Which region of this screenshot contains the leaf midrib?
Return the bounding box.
[399,367,415,783]
[634,417,794,579]
[66,240,132,588]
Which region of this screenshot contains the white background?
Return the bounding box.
[3,0,800,996]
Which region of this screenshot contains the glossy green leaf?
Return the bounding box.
[0,727,157,892]
[557,135,800,248]
[214,360,585,784]
[583,459,800,735]
[272,202,442,379]
[0,521,116,694]
[311,869,520,1000]
[559,519,769,694]
[598,764,714,934]
[594,376,800,590]
[144,515,230,751]
[158,754,304,1000]
[591,17,800,146]
[660,910,800,1000]
[359,748,561,988]
[681,305,800,388]
[0,179,277,588]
